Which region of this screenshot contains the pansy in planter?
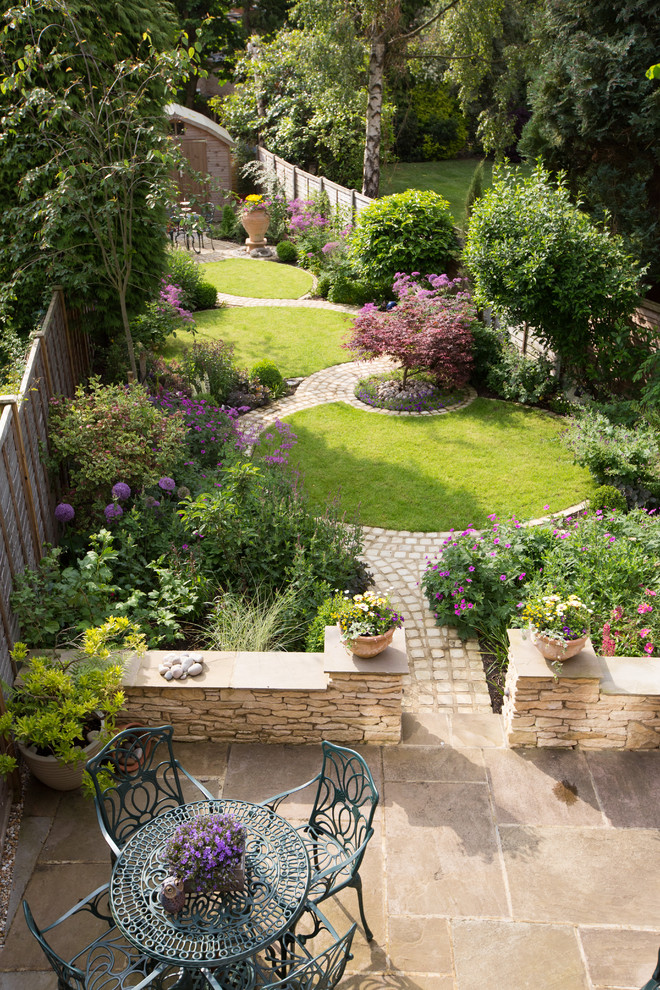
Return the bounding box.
[163,813,245,895]
[521,592,592,650]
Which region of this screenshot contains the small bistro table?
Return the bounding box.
[110,798,310,978]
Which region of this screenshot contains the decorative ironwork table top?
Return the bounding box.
[110,799,310,968]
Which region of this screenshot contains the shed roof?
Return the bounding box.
[165,103,234,146]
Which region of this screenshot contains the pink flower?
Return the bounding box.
[644,643,654,655]
[500,574,506,581]
[640,628,651,638]
[638,604,653,614]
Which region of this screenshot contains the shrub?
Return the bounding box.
[486,349,558,406]
[181,340,241,405]
[195,281,218,310]
[153,391,256,470]
[464,163,644,384]
[166,249,203,310]
[48,379,186,511]
[343,273,475,390]
[422,509,660,659]
[393,81,467,162]
[349,190,458,287]
[199,586,306,652]
[251,359,283,392]
[469,320,507,389]
[589,485,628,514]
[305,592,345,652]
[130,282,195,350]
[216,203,241,241]
[276,240,298,264]
[561,409,660,507]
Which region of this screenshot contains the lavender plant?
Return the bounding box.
[163,813,245,894]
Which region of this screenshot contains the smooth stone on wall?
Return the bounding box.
[504,630,660,750]
[119,627,408,745]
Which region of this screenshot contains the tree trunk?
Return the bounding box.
[183,72,198,109]
[362,40,386,198]
[119,290,138,381]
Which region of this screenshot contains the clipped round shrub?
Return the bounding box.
[350,190,458,287]
[251,359,283,391]
[316,274,331,299]
[327,277,375,307]
[276,240,299,264]
[589,485,628,514]
[194,281,218,310]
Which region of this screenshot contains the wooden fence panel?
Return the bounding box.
[0,290,90,687]
[256,148,372,213]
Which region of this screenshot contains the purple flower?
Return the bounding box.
[158,476,176,492]
[104,503,123,522]
[112,482,131,501]
[55,502,75,523]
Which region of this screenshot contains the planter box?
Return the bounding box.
[503,629,660,750]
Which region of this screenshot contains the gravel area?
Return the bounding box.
[0,769,27,948]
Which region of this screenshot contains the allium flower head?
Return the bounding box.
[112,482,131,501]
[55,502,75,523]
[104,503,123,522]
[158,476,176,492]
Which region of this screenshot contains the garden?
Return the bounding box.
[4,157,660,711]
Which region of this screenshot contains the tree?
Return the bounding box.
[0,0,195,377]
[343,273,475,389]
[464,164,644,383]
[518,0,660,282]
[172,0,241,108]
[217,27,370,187]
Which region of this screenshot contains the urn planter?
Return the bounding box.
[241,209,270,251]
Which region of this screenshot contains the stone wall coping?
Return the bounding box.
[323,625,409,673]
[508,629,660,696]
[122,628,408,694]
[600,657,660,697]
[507,629,602,678]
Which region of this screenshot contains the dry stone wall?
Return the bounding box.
[504,629,660,750]
[120,627,407,745]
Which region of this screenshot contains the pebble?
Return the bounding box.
[159,652,204,681]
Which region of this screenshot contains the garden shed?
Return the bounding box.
[166,103,235,214]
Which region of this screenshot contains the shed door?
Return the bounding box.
[174,139,209,203]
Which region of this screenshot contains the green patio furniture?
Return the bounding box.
[23,882,205,989]
[201,903,356,990]
[641,950,660,990]
[262,741,379,941]
[85,724,214,860]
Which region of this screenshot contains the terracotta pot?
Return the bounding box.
[532,631,589,662]
[341,624,396,658]
[241,208,270,250]
[113,724,155,773]
[17,729,105,791]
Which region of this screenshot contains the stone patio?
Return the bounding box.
[2,712,659,989]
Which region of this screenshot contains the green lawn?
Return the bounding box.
[380,159,531,223]
[200,258,314,299]
[279,399,592,531]
[162,306,354,378]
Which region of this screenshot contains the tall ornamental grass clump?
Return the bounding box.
[422,508,660,660]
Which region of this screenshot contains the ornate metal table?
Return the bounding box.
[110,799,310,973]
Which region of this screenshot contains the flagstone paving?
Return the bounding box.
[2,730,659,989]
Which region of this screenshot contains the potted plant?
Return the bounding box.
[240,193,270,250]
[159,812,246,912]
[521,592,592,661]
[0,617,145,790]
[333,590,404,658]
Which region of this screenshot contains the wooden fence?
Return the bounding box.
[0,288,90,687]
[256,148,372,213]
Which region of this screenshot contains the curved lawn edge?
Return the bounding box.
[201,258,314,299]
[275,399,593,532]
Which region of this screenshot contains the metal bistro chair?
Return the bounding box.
[85,724,214,861]
[23,883,203,990]
[262,741,379,942]
[201,903,356,990]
